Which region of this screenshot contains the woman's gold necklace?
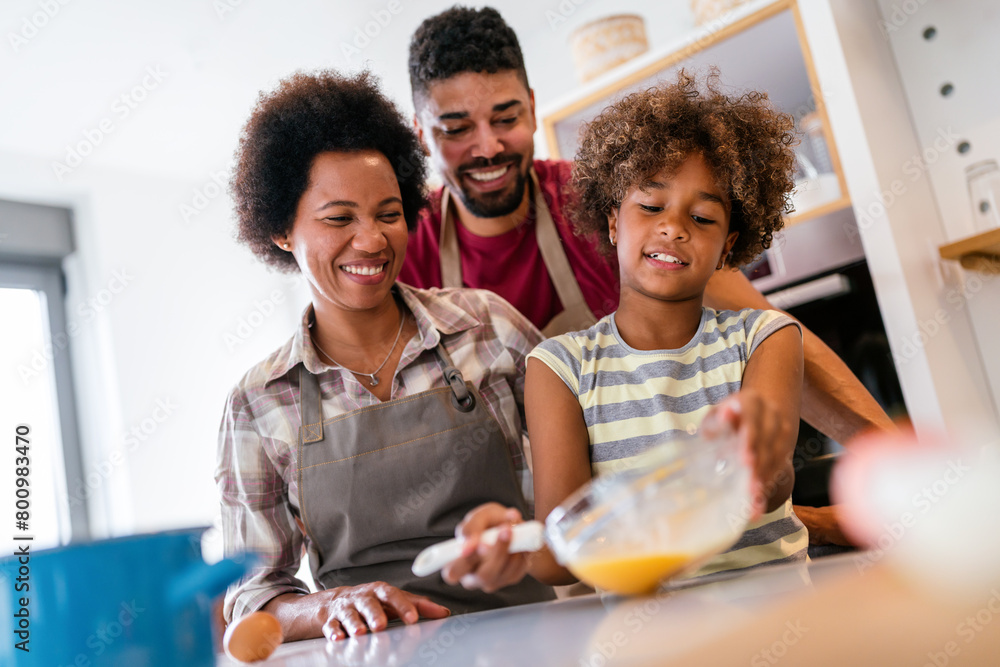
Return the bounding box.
[312,311,406,387]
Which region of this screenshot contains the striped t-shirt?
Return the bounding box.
[528,307,808,576]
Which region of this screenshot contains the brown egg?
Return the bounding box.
[224,611,284,663]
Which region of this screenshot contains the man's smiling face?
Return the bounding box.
[415,69,536,219]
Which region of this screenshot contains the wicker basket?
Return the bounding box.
[690,0,751,26]
[570,14,649,84]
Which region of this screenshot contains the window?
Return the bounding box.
[1,200,88,547]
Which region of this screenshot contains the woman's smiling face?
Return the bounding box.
[277,150,407,313]
[608,152,739,305]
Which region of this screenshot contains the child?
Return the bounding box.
[444,71,808,591]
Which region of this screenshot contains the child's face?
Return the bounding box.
[607,152,739,304]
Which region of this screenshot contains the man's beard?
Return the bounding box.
[453,155,529,219]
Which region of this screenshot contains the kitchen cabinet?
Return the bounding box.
[538,0,850,228]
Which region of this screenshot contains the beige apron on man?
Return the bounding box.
[438,170,598,337]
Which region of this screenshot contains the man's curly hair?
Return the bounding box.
[409,5,529,106]
[232,70,427,273]
[571,70,797,267]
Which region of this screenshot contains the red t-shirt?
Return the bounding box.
[398,159,620,331]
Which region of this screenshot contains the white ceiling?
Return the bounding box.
[0,0,697,182]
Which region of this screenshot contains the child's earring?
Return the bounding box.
[609,234,616,247]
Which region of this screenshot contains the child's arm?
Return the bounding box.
[441,358,592,589]
[705,324,804,516]
[522,357,594,584]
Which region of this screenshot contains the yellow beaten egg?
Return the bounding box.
[223,610,284,663]
[568,552,692,595]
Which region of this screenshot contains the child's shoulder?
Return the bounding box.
[702,307,800,349]
[704,306,791,329]
[531,316,616,359]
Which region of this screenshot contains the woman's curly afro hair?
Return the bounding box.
[232,70,427,272]
[571,70,797,267]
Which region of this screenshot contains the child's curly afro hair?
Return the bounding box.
[571,70,797,266]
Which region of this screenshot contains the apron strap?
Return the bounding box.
[530,170,593,325]
[438,187,463,288]
[434,344,475,413]
[300,366,325,444]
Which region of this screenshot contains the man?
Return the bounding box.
[399,6,894,545]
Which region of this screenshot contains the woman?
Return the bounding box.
[217,70,554,643]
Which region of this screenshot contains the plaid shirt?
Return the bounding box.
[215,284,542,621]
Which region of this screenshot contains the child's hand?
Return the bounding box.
[702,389,796,520]
[441,503,531,593]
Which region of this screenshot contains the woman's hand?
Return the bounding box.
[262,584,450,642]
[441,503,531,593]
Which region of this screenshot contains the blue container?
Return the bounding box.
[1,528,253,667]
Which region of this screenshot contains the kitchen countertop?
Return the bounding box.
[217,552,1000,666]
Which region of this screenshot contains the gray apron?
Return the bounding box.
[295,345,554,615]
[439,170,599,337]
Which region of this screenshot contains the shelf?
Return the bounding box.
[784,196,852,228]
[938,229,1000,274]
[538,0,853,234]
[538,0,787,124]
